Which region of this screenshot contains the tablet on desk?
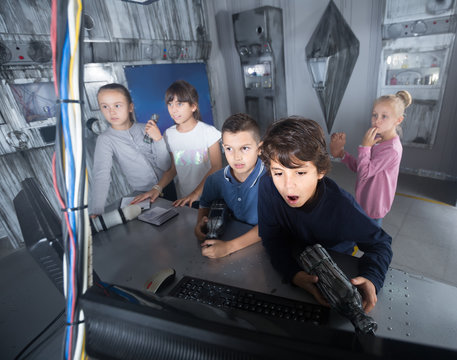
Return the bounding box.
[138,206,179,226]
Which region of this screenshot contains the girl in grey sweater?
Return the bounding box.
[89,83,171,216]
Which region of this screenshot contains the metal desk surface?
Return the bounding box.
[93,198,457,352]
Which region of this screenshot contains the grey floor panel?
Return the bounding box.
[329,161,457,287]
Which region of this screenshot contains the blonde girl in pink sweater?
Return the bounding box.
[330,90,412,226]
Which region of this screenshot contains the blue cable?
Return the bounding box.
[60,30,76,360]
[99,281,141,304]
[60,34,76,233]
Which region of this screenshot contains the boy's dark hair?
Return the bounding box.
[165,80,201,121]
[221,113,261,143]
[97,83,135,123]
[259,116,331,174]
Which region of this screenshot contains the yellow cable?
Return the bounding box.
[68,0,82,101]
[80,330,87,360]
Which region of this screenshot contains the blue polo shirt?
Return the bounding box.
[200,158,265,225]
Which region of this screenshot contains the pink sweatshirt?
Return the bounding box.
[341,136,402,219]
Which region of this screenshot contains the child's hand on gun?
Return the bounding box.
[200,239,232,259]
[330,132,346,158]
[292,271,330,307]
[351,276,377,313]
[194,216,208,241]
[145,118,162,141]
[361,127,382,147]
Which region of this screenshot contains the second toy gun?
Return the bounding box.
[298,244,377,335]
[205,200,228,239]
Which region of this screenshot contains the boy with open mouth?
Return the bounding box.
[258,117,393,313]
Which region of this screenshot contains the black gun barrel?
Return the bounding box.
[299,244,377,334]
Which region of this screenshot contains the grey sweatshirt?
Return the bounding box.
[89,122,171,214]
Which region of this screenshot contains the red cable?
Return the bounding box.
[52,152,75,254]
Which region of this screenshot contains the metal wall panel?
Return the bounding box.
[0,0,52,35]
[0,0,211,248]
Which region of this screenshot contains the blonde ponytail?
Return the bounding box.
[395,90,412,110]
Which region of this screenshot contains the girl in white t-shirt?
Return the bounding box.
[133,80,222,208]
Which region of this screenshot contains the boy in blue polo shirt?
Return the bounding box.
[195,113,265,258]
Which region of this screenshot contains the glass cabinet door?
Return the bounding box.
[377,33,455,148]
[384,49,445,86]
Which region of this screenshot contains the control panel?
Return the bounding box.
[233,6,287,135]
[383,15,456,39]
[0,39,52,66]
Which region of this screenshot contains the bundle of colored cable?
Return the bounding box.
[51,0,90,359]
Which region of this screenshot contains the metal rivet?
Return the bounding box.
[388,327,393,331]
[406,333,411,336]
[388,316,392,320]
[405,302,409,306]
[405,294,409,297]
[405,311,409,315]
[404,286,408,290]
[389,297,393,301]
[389,289,393,292]
[388,306,392,310]
[405,322,410,326]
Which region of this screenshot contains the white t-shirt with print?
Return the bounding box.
[165,121,221,199]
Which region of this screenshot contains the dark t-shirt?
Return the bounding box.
[258,175,393,292]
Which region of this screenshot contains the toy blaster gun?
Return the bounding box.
[298,244,377,334]
[206,200,228,239]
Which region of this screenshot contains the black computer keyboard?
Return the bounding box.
[169,276,329,326]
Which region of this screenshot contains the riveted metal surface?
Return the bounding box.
[370,268,457,349]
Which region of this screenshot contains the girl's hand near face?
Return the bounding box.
[145,119,162,141]
[361,127,382,147]
[329,132,346,158]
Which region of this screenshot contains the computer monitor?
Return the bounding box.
[82,282,351,360]
[14,177,64,294]
[9,81,57,124]
[14,177,103,296]
[81,282,457,360]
